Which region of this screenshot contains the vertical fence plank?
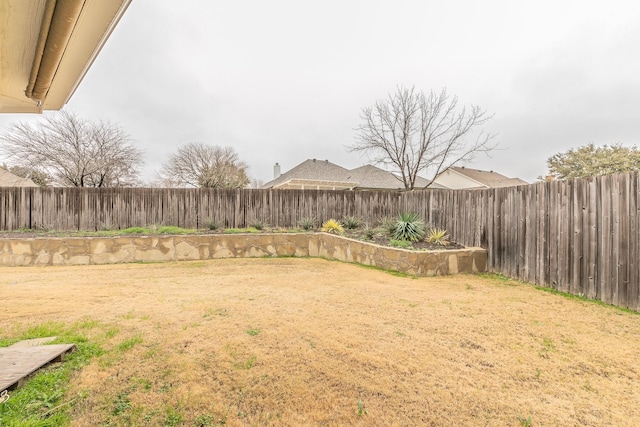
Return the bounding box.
[629,173,640,310]
[569,180,581,295]
[598,176,611,303]
[617,174,630,308]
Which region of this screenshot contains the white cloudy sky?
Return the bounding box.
[2,0,640,184]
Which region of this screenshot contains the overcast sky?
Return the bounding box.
[2,0,640,185]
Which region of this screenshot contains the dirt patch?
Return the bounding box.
[1,258,639,426]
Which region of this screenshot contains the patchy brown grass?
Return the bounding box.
[1,258,640,426]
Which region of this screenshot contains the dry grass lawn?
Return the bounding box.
[1,258,640,426]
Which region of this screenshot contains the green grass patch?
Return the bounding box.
[480,273,639,315]
[117,335,143,352]
[164,407,183,426]
[223,227,261,234]
[388,239,413,249]
[157,226,195,235]
[4,225,201,238]
[0,321,105,426]
[535,286,639,315]
[234,355,257,370]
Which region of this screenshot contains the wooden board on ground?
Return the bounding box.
[0,340,76,392]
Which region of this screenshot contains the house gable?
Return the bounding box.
[433,167,528,189]
[0,168,38,187]
[432,169,488,189]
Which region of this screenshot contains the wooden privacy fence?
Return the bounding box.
[403,172,640,311]
[1,172,639,310]
[0,187,403,231]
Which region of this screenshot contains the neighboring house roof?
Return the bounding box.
[434,166,528,189]
[261,159,432,190]
[262,159,351,190]
[0,0,132,113]
[0,168,38,187]
[345,165,432,190]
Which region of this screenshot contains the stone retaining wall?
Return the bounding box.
[0,233,486,276]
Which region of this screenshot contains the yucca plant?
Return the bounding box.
[321,218,344,235]
[298,217,316,231]
[392,212,426,242]
[425,228,450,246]
[361,224,379,240]
[377,216,397,236]
[341,215,362,230]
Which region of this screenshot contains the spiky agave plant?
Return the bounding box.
[341,215,362,230]
[392,212,425,242]
[298,217,317,231]
[361,224,379,240]
[321,218,344,235]
[425,228,450,246]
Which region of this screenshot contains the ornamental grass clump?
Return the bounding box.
[249,220,265,231]
[341,216,363,230]
[392,212,426,242]
[299,217,317,231]
[425,228,450,246]
[361,224,379,240]
[321,219,344,235]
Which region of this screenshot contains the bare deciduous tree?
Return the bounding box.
[160,143,250,188]
[0,111,143,187]
[349,86,496,189]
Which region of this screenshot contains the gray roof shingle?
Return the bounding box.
[261,159,432,190]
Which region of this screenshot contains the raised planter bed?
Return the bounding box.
[0,233,486,276]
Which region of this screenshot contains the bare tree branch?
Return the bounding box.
[0,111,143,187]
[348,86,496,189]
[159,143,250,189]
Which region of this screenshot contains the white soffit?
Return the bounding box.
[43,0,131,110]
[0,0,131,113]
[0,0,47,113]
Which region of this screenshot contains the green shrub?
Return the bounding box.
[425,228,450,246]
[389,239,413,249]
[249,220,265,230]
[341,216,362,230]
[157,226,193,235]
[298,217,316,231]
[392,212,426,242]
[120,227,147,234]
[224,228,261,234]
[321,219,344,235]
[207,219,219,231]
